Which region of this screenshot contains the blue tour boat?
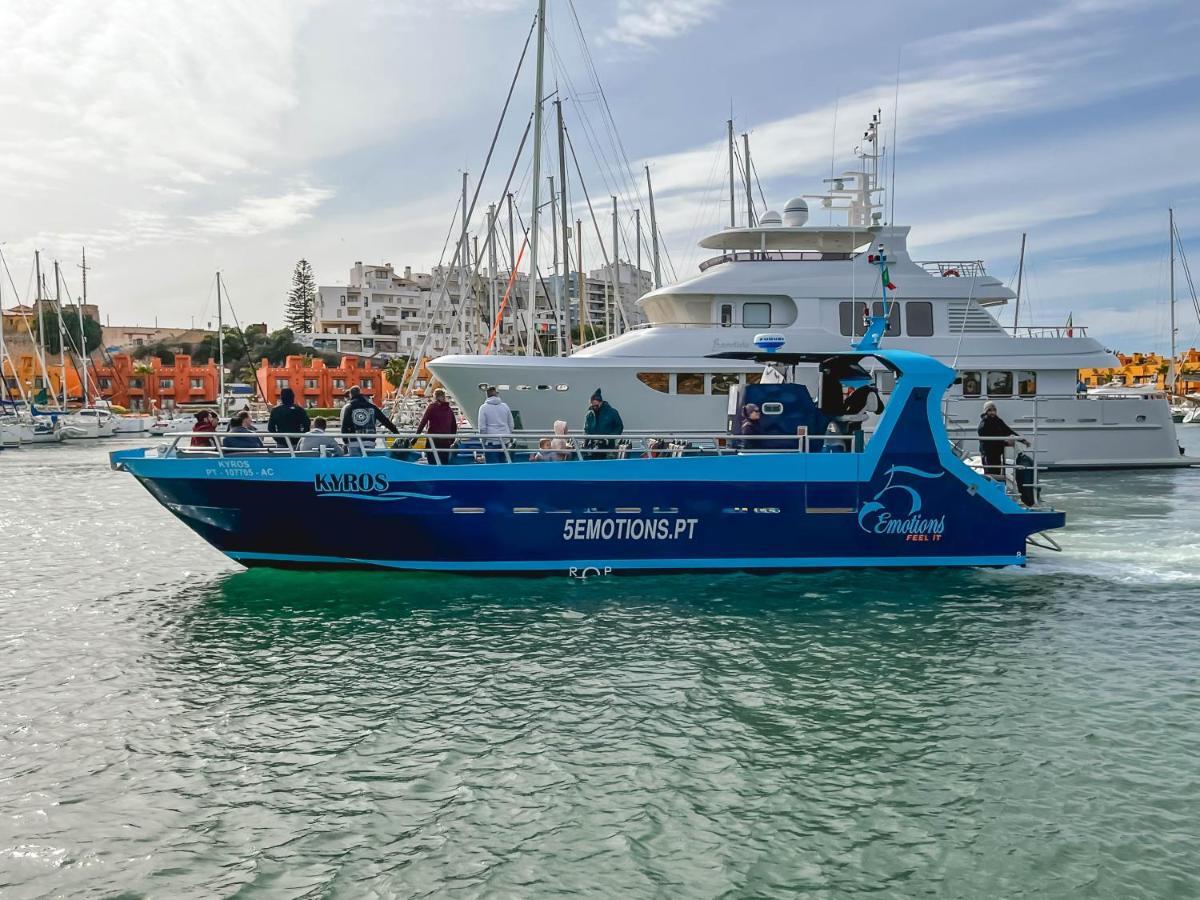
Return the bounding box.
[110,334,1065,574]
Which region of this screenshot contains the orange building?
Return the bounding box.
[1079,349,1200,394]
[93,354,220,411]
[256,355,393,408]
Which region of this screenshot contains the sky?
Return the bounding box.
[2,0,1199,353]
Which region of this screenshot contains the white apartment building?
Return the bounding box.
[301,259,652,361]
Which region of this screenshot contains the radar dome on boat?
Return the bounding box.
[759,209,783,226]
[753,333,786,353]
[782,198,809,227]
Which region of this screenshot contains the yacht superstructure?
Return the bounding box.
[432,116,1191,469]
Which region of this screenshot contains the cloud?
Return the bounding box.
[601,0,725,47]
[190,184,334,238]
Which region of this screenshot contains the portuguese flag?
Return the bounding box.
[881,259,897,292]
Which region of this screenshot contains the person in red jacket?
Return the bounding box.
[416,389,458,465]
[190,409,217,448]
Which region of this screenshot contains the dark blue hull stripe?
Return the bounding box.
[227,551,1024,571]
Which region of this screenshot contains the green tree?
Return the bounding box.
[34,309,103,356]
[285,260,317,333]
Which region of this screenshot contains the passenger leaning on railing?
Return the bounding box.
[583,389,623,459]
[978,401,1028,480]
[416,389,457,465]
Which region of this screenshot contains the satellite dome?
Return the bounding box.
[759,209,783,226]
[782,197,809,227]
[753,333,786,353]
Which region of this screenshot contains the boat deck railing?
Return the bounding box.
[160,429,857,463]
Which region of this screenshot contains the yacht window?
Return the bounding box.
[710,373,739,395]
[676,373,704,395]
[720,304,733,327]
[871,301,901,336]
[962,371,982,397]
[906,301,934,336]
[839,301,869,336]
[742,302,771,327]
[636,372,669,393]
[987,371,1013,397]
[1018,371,1037,397]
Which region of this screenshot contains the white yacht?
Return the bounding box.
[431,124,1191,470]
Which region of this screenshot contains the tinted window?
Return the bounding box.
[839,301,869,336]
[987,371,1013,397]
[637,372,669,393]
[961,371,982,397]
[710,373,739,395]
[676,373,704,395]
[871,301,901,335]
[742,302,771,327]
[1018,371,1037,397]
[720,304,733,327]
[906,301,934,336]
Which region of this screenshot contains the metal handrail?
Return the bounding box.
[160,429,856,463]
[1003,325,1089,338]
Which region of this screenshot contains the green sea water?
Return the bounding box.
[2,436,1199,897]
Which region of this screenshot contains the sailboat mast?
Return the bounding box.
[525,0,547,357]
[611,195,622,337]
[727,118,736,228]
[646,165,661,289]
[742,132,754,227]
[1170,207,1176,394]
[635,208,642,298]
[549,174,560,353]
[77,250,88,405]
[1013,232,1026,332]
[577,217,585,344]
[216,271,225,418]
[555,99,571,354]
[55,261,67,408]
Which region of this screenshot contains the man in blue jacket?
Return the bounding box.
[583,388,623,459]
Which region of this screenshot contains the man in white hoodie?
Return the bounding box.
[477,387,515,461]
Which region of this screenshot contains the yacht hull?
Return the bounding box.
[431,356,1195,470]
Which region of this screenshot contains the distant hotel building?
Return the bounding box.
[299,259,652,360]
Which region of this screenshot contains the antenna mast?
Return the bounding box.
[742,132,754,227]
[727,118,736,228]
[1170,207,1177,393]
[1013,232,1026,332]
[645,166,661,289]
[216,271,225,418]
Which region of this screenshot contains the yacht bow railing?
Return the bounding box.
[1003,325,1089,338]
[915,260,987,277]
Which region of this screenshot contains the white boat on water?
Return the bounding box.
[432,119,1192,470]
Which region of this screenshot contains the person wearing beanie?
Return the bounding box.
[977,400,1028,480]
[267,385,310,447]
[583,388,623,459]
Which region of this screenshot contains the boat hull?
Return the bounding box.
[111,386,1063,575]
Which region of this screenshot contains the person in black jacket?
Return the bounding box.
[340,385,399,455]
[977,401,1028,480]
[267,387,310,447]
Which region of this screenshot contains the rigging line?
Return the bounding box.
[1175,222,1200,324]
[402,115,535,387]
[210,281,269,404]
[0,248,54,388]
[564,124,628,334]
[889,48,901,228]
[566,0,651,219]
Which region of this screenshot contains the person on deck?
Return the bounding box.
[297,417,342,456]
[190,409,217,448]
[477,387,514,461]
[339,385,399,456]
[267,387,310,448]
[223,411,265,450]
[583,388,623,459]
[738,402,763,450]
[550,419,572,460]
[416,389,458,464]
[978,401,1028,480]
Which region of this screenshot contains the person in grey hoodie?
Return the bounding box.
[476,387,515,462]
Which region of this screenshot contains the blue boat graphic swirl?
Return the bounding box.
[317,490,451,503]
[858,466,945,535]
